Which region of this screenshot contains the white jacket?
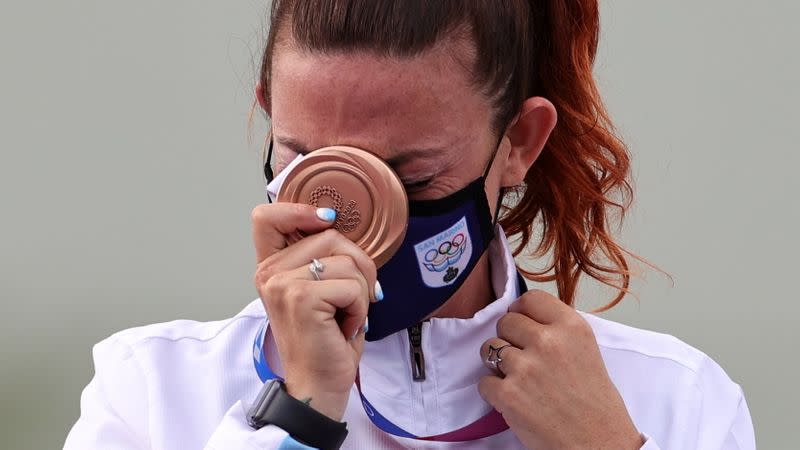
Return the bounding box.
[64,229,756,449]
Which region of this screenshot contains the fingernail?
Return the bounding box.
[316,207,337,222]
[374,281,384,302]
[349,319,368,341]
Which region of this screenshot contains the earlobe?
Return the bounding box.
[255,82,271,116]
[501,97,557,187]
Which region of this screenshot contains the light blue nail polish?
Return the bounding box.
[316,207,337,222]
[362,318,369,334]
[374,281,384,302]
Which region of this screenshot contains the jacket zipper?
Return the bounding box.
[408,323,426,381]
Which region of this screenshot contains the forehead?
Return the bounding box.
[269,43,493,157]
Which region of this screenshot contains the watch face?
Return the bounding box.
[277,146,409,268]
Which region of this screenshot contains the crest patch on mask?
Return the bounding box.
[413,216,473,288]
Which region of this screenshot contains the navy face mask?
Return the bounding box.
[265,138,503,341]
[366,172,498,340]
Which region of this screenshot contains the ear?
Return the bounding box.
[255,81,271,116]
[500,97,557,187]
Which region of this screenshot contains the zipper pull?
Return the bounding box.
[408,323,426,381]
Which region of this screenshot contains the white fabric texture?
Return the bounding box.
[64,228,755,449]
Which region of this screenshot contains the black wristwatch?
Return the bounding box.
[246,379,348,450]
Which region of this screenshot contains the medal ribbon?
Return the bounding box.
[252,274,528,442]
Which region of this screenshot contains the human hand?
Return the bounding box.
[252,203,381,421]
[478,290,643,450]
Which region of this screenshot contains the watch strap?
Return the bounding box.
[247,379,348,450]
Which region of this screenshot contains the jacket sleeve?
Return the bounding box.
[695,354,756,450]
[637,354,756,450]
[639,388,755,450]
[64,336,151,449]
[719,393,756,449]
[63,335,312,450]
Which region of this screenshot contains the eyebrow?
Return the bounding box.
[276,136,442,167]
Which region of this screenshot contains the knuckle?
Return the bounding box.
[250,204,270,225]
[338,254,358,273]
[353,279,369,304]
[254,260,278,287]
[261,275,289,310]
[340,279,358,301]
[565,313,590,335]
[518,293,536,310]
[253,267,265,288]
[537,329,557,353]
[527,288,549,299]
[321,228,340,240]
[520,289,547,306]
[496,314,511,335]
[517,354,536,377]
[283,281,309,302]
[332,238,376,281]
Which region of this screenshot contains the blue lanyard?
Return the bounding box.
[252,274,528,442]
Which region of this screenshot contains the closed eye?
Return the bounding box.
[402,178,433,193]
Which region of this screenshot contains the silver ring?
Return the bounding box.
[486,343,513,374]
[308,258,325,281]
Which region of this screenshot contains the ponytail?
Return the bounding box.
[501,0,634,310]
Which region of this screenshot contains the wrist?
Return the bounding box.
[285,381,350,421]
[247,379,349,449]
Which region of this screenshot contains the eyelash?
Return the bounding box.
[402,178,433,192]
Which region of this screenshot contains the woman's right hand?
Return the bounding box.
[251,203,380,421]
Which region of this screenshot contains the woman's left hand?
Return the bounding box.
[478,289,644,450]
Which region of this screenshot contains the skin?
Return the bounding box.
[251,34,642,449]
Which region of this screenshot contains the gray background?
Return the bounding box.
[1,1,797,449]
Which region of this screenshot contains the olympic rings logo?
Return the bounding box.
[422,233,467,272]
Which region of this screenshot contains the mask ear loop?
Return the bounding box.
[262,128,274,203]
[482,131,509,228]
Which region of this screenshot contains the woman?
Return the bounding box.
[65,1,755,449]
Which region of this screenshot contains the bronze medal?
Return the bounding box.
[277,146,408,268]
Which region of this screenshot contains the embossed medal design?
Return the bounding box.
[277,146,408,268]
[308,185,362,233]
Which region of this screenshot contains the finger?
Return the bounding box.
[508,289,568,325]
[496,311,544,349]
[348,321,367,351]
[295,255,368,283]
[259,228,379,301]
[271,278,367,341]
[479,337,523,377]
[477,375,511,414]
[277,255,370,307]
[311,279,370,340]
[252,203,338,262]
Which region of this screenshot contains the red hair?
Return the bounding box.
[258,0,640,310]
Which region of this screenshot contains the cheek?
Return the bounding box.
[272,148,300,176]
